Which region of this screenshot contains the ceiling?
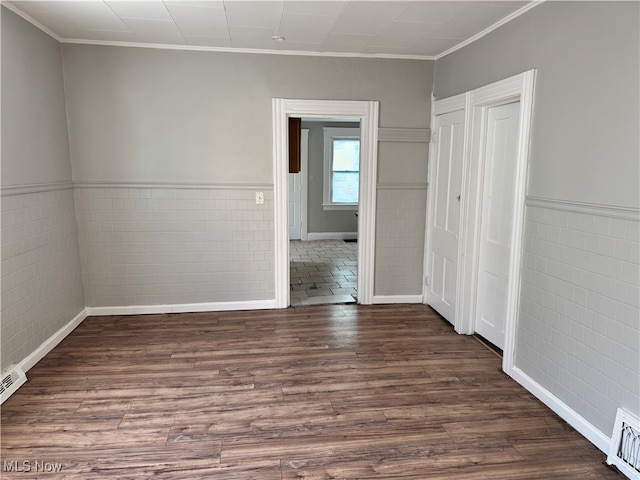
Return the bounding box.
[5,1,536,59]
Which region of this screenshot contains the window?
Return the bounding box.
[323,127,360,210]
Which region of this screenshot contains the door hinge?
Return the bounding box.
[431,131,437,143]
[425,276,430,286]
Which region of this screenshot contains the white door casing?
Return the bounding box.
[273,99,379,308]
[474,102,521,349]
[425,109,466,324]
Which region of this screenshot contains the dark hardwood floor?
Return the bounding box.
[1,304,622,479]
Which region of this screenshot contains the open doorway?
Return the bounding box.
[272,99,379,309]
[289,119,360,306]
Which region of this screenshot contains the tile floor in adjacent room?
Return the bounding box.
[290,240,358,306]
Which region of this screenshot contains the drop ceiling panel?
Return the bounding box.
[330,2,408,35]
[283,1,346,18]
[121,18,185,44]
[395,1,469,24]
[166,4,229,38]
[279,13,337,44]
[224,1,284,28]
[105,1,172,22]
[371,21,441,49]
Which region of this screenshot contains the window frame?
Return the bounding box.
[322,127,361,210]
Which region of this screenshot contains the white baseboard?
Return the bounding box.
[19,308,88,373]
[372,295,423,304]
[306,232,357,241]
[510,366,611,453]
[86,299,277,317]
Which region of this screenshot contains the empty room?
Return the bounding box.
[1,1,638,478]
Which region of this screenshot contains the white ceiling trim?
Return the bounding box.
[435,0,545,60]
[2,1,62,42]
[60,37,435,60]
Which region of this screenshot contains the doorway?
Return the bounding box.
[424,70,536,375]
[289,120,360,306]
[273,99,379,308]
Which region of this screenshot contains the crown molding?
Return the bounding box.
[61,38,435,61]
[435,0,545,60]
[1,1,61,42]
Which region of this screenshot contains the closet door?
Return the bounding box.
[474,101,521,349]
[426,109,465,324]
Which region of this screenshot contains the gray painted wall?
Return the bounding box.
[434,1,639,209]
[61,44,433,184]
[433,1,639,439]
[61,43,434,302]
[1,8,84,370]
[302,121,359,234]
[1,8,73,187]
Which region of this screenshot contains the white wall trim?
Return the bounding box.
[526,196,640,221]
[1,1,62,42]
[273,99,379,308]
[86,300,276,317]
[60,38,434,61]
[378,128,431,143]
[377,183,427,190]
[74,181,273,190]
[432,92,467,115]
[435,1,546,60]
[306,232,358,241]
[19,308,88,373]
[1,181,74,196]
[510,366,611,454]
[372,295,423,304]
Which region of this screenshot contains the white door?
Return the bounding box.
[475,101,520,349]
[289,172,301,240]
[426,109,465,324]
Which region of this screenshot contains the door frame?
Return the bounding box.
[424,70,536,376]
[272,99,379,308]
[461,70,536,375]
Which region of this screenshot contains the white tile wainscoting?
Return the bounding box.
[517,197,639,442]
[74,184,275,309]
[374,185,427,298]
[1,184,85,369]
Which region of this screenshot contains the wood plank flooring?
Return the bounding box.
[0,304,622,479]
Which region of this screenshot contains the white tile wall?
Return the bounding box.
[1,188,84,369]
[374,187,427,296]
[517,202,640,436]
[74,186,274,307]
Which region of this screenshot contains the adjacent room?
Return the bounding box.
[1,1,638,478]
